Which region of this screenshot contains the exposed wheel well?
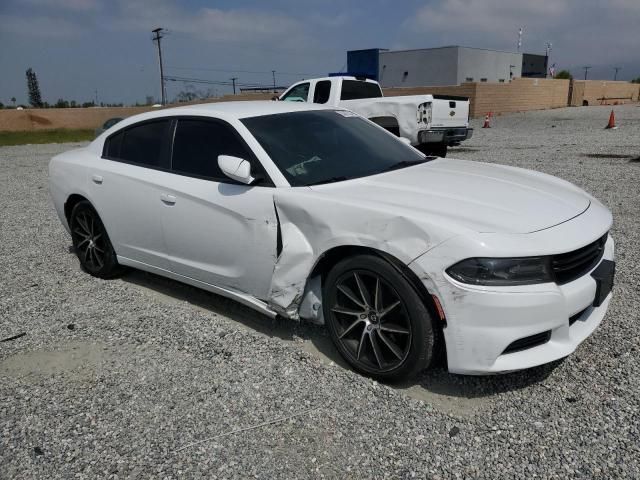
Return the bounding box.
[368,116,400,137]
[64,194,89,222]
[310,245,441,324]
[309,245,446,362]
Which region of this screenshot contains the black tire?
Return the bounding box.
[69,201,122,278]
[323,254,436,382]
[417,142,447,158]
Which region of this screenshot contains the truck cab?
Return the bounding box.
[279,76,473,157]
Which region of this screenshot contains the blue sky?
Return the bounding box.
[1,0,639,105]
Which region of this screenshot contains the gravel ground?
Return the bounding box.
[1,104,639,479]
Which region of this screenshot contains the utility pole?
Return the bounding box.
[272,70,277,93]
[583,66,591,80]
[613,67,621,81]
[152,27,167,105]
[95,89,98,106]
[230,77,238,95]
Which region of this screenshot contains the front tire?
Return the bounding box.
[69,201,122,278]
[323,255,436,381]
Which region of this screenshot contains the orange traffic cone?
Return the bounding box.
[482,113,491,128]
[605,110,617,129]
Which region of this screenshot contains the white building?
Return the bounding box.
[347,46,523,87]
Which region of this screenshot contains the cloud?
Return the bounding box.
[0,13,87,38]
[111,0,308,47]
[404,0,640,68]
[22,0,99,11]
[309,12,351,28]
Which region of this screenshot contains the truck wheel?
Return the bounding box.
[417,143,447,158]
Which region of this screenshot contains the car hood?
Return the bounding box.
[309,158,590,234]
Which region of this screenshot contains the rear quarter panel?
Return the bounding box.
[48,148,92,232]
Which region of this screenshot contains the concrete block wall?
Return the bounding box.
[472,78,569,117]
[384,78,569,117]
[570,80,639,106]
[1,80,637,131]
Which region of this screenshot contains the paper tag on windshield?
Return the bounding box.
[335,110,359,118]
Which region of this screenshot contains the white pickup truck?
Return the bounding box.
[278,76,473,157]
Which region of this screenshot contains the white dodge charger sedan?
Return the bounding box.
[49,101,615,380]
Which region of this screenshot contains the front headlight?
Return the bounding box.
[446,257,553,286]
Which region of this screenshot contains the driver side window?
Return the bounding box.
[281,83,310,102]
[171,119,252,182]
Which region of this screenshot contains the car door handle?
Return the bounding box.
[91,174,103,184]
[160,193,176,205]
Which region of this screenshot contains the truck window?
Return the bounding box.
[281,83,310,102]
[340,80,383,100]
[313,80,331,104]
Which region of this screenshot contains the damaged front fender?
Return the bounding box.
[267,189,456,321]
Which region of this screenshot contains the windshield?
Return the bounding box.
[241,110,428,187]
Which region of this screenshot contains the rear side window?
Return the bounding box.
[281,82,310,102]
[104,120,170,168]
[340,80,383,100]
[105,130,123,158]
[171,119,254,181]
[313,81,332,104]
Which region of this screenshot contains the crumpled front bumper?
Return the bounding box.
[409,206,614,375]
[438,239,614,375]
[419,127,473,145]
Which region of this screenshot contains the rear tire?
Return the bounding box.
[323,254,436,382]
[417,142,447,158]
[69,201,122,278]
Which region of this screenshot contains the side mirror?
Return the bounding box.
[218,155,255,185]
[398,137,412,146]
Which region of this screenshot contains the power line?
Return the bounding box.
[164,65,321,77]
[164,75,277,89]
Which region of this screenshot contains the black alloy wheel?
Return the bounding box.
[324,255,436,381]
[70,201,121,278]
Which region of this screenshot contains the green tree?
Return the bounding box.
[555,70,573,80]
[631,77,640,84]
[25,68,43,107]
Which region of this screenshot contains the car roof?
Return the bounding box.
[138,100,334,122]
[89,100,339,151]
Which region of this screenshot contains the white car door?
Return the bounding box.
[159,117,278,300]
[89,119,172,271]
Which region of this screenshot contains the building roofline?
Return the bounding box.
[347,48,390,53]
[379,45,521,55]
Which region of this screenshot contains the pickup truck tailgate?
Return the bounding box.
[431,96,469,128]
